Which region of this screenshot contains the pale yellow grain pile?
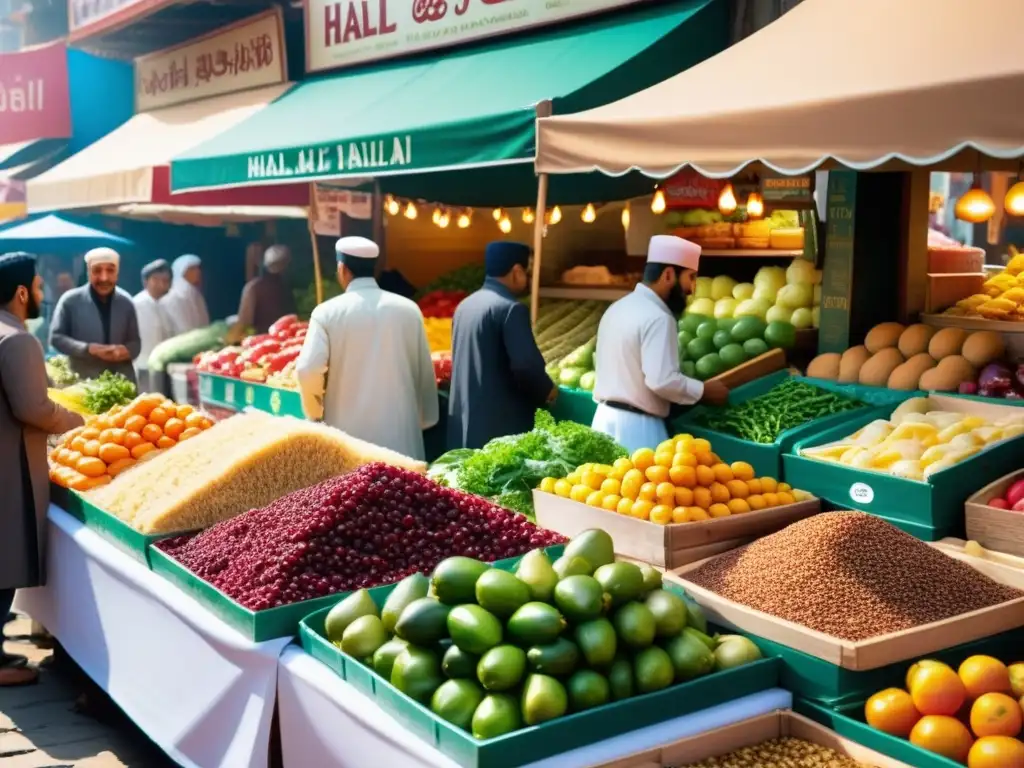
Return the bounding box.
[87,412,426,534]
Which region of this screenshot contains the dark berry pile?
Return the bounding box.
[156,462,564,611]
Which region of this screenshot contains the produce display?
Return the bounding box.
[557,264,639,287]
[415,263,486,299]
[429,411,626,518]
[47,370,137,417]
[959,361,1024,401]
[157,463,562,610]
[677,313,796,381]
[146,321,230,373]
[423,317,453,355]
[694,378,865,444]
[944,250,1024,320]
[45,355,78,387]
[805,323,1009,393]
[418,290,467,319]
[195,315,306,387]
[799,397,1024,480]
[537,434,810,524]
[432,351,452,388]
[864,655,1024,765]
[87,411,426,534]
[666,209,803,252]
[48,393,213,492]
[321,528,763,739]
[681,737,873,768]
[684,512,1021,641]
[685,261,821,330]
[983,477,1024,513]
[537,300,607,391]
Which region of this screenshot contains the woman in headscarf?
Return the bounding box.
[163,254,210,335]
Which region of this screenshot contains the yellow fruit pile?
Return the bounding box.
[424,317,452,354]
[945,251,1024,321]
[538,435,809,525]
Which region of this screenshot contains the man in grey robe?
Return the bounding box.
[49,247,141,385]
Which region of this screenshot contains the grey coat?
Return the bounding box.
[49,285,141,384]
[0,310,83,589]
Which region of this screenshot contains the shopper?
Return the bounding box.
[235,244,297,334]
[132,259,173,390]
[448,241,555,450]
[0,252,83,686]
[591,235,729,453]
[164,254,210,335]
[295,237,438,460]
[49,247,141,385]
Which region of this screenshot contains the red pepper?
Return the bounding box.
[266,347,300,374]
[242,333,274,350]
[242,340,282,363]
[269,315,299,335]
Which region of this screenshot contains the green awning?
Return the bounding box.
[170,0,726,193]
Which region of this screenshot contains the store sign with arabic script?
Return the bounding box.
[0,42,71,145]
[134,9,287,112]
[306,0,649,73]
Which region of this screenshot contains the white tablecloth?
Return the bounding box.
[15,505,291,768]
[277,645,793,768]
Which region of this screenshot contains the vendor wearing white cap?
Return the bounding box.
[295,237,438,460]
[235,244,297,335]
[591,236,728,452]
[163,254,210,336]
[49,247,140,384]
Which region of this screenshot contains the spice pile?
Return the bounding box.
[678,737,872,767]
[684,512,1021,640]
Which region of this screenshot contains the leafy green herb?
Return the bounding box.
[45,355,79,387]
[81,371,137,414]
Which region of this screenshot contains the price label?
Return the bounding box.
[849,482,875,505]
[270,391,281,415]
[224,381,236,403]
[245,386,255,406]
[201,377,212,397]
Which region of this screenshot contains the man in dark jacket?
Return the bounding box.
[448,242,556,449]
[236,244,298,335]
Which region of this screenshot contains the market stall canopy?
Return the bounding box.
[534,0,1024,179]
[104,204,309,226]
[0,214,132,251]
[169,0,726,192]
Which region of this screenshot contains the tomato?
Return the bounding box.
[1006,479,1024,508]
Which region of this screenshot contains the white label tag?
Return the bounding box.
[850,482,875,504]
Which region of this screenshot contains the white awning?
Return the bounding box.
[103,204,309,226]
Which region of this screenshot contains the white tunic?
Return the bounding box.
[131,290,172,371]
[591,284,704,453]
[295,278,439,461]
[163,282,210,336]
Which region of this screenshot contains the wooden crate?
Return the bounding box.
[532,490,820,569]
[705,348,786,389]
[595,710,911,768]
[932,537,1024,587]
[965,470,1024,558]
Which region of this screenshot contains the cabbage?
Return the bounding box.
[693,277,714,300]
[777,282,814,309]
[710,275,737,301]
[790,307,814,329]
[753,266,787,295]
[713,298,737,318]
[689,297,716,316]
[732,282,755,301]
[786,259,816,286]
[765,305,792,324]
[735,299,770,320]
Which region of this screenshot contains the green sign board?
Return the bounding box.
[818,172,857,354]
[197,372,303,418]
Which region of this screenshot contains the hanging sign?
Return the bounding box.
[0,42,71,145]
[760,172,815,207]
[662,169,726,209]
[306,0,649,74]
[68,0,174,42]
[818,171,857,354]
[134,9,287,112]
[313,185,373,235]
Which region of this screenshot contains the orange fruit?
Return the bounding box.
[730,461,755,481]
[690,438,711,454]
[620,469,644,500]
[776,491,795,505]
[553,479,572,498]
[960,656,1013,699]
[570,485,591,503]
[695,465,716,486]
[601,495,621,512]
[967,735,1024,768]
[631,448,655,472]
[692,487,712,510]
[601,478,621,496]
[746,478,763,495]
[650,504,673,525]
[654,451,674,468]
[141,423,163,443]
[686,506,710,522]
[124,414,147,433]
[80,427,101,441]
[708,503,731,518]
[1009,664,1024,699]
[645,465,670,484]
[175,403,194,420]
[673,486,694,507]
[970,692,1023,738]
[639,482,658,502]
[711,463,734,483]
[69,436,87,453]
[613,457,634,473]
[747,494,767,511]
[616,497,633,516]
[761,492,780,508]
[727,498,751,515]
[908,660,951,691]
[630,500,653,521]
[179,426,202,440]
[585,491,605,507]
[709,482,730,504]
[669,465,696,487]
[582,470,606,490]
[912,664,968,716]
[759,476,778,493]
[147,406,170,426]
[725,480,749,499]
[910,715,974,763]
[671,506,688,524]
[693,451,716,467]
[672,452,697,468]
[655,481,676,501]
[82,439,102,457]
[656,439,676,455]
[865,688,921,738]
[97,443,130,464]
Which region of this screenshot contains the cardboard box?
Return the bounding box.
[667,541,1024,671]
[533,489,820,568]
[965,469,1024,558]
[594,710,911,768]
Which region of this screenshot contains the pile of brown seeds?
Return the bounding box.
[677,737,870,767]
[684,511,1021,641]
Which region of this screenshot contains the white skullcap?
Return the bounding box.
[335,236,379,261]
[172,254,201,279]
[264,244,290,268]
[84,247,120,268]
[647,235,700,270]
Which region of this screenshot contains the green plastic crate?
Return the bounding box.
[197,372,304,416]
[300,578,780,768]
[548,386,597,427]
[797,377,923,406]
[941,392,1024,408]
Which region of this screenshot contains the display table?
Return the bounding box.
[276,646,793,768]
[15,506,290,768]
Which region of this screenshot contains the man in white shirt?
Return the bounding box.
[592,235,728,453]
[295,236,438,460]
[131,259,172,390]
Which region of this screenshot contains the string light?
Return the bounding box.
[717,183,737,215]
[581,203,597,223]
[1005,166,1024,216]
[621,203,630,230]
[403,201,418,220]
[548,205,562,225]
[492,208,503,221]
[955,187,996,223]
[431,206,442,225]
[437,209,450,228]
[498,215,512,234]
[384,195,400,216]
[651,189,666,214]
[522,208,535,224]
[457,209,472,228]
[746,192,765,219]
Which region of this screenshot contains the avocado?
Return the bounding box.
[391,646,443,704]
[566,669,610,711]
[521,674,569,726]
[553,575,608,624]
[665,632,715,681]
[593,562,644,607]
[507,602,567,646]
[526,638,580,676]
[475,569,532,619]
[638,564,663,594]
[476,645,527,691]
[682,595,708,634]
[441,645,479,680]
[447,605,503,655]
[472,693,522,739]
[324,589,378,643]
[608,657,634,701]
[553,555,593,579]
[634,646,674,693]
[381,573,430,633]
[684,626,717,652]
[432,557,491,605]
[515,549,558,603]
[372,638,409,680]
[612,602,656,649]
[394,598,451,645]
[574,618,617,668]
[644,590,688,637]
[431,679,485,730]
[563,529,615,570]
[340,614,388,659]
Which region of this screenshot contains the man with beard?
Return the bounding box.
[0,252,83,686]
[591,236,728,452]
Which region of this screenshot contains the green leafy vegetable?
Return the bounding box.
[45,355,78,387]
[81,371,137,414]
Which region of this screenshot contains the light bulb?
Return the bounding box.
[549,205,562,225]
[651,189,666,214]
[621,204,630,230]
[522,208,535,224]
[498,215,512,234]
[1005,181,1024,216]
[385,195,400,216]
[431,207,442,225]
[403,201,418,220]
[746,192,764,219]
[718,183,737,215]
[581,203,597,223]
[437,211,450,228]
[492,207,503,221]
[954,187,996,223]
[457,211,471,229]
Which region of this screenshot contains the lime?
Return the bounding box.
[680,314,709,334]
[681,360,697,378]
[716,317,737,334]
[686,337,716,360]
[719,344,747,369]
[742,338,769,358]
[678,330,694,348]
[764,321,797,350]
[694,353,725,380]
[695,321,717,341]
[712,330,733,350]
[730,316,767,343]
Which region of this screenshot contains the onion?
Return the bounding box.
[979,363,1013,393]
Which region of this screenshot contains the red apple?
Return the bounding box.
[989,497,1010,509]
[1006,479,1024,508]
[1013,497,1024,513]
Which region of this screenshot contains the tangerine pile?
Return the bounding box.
[49,393,214,492]
[865,655,1024,767]
[538,435,810,525]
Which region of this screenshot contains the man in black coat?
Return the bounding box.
[447,242,556,449]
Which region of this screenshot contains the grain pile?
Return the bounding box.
[684,511,1021,640]
[87,412,426,534]
[678,737,870,767]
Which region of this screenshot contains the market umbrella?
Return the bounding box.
[0,214,133,253]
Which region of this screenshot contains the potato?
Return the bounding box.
[838,345,871,383]
[918,354,976,392]
[961,330,1006,368]
[887,352,936,390]
[897,324,936,358]
[864,322,905,353]
[858,348,905,387]
[806,353,842,380]
[927,327,969,359]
